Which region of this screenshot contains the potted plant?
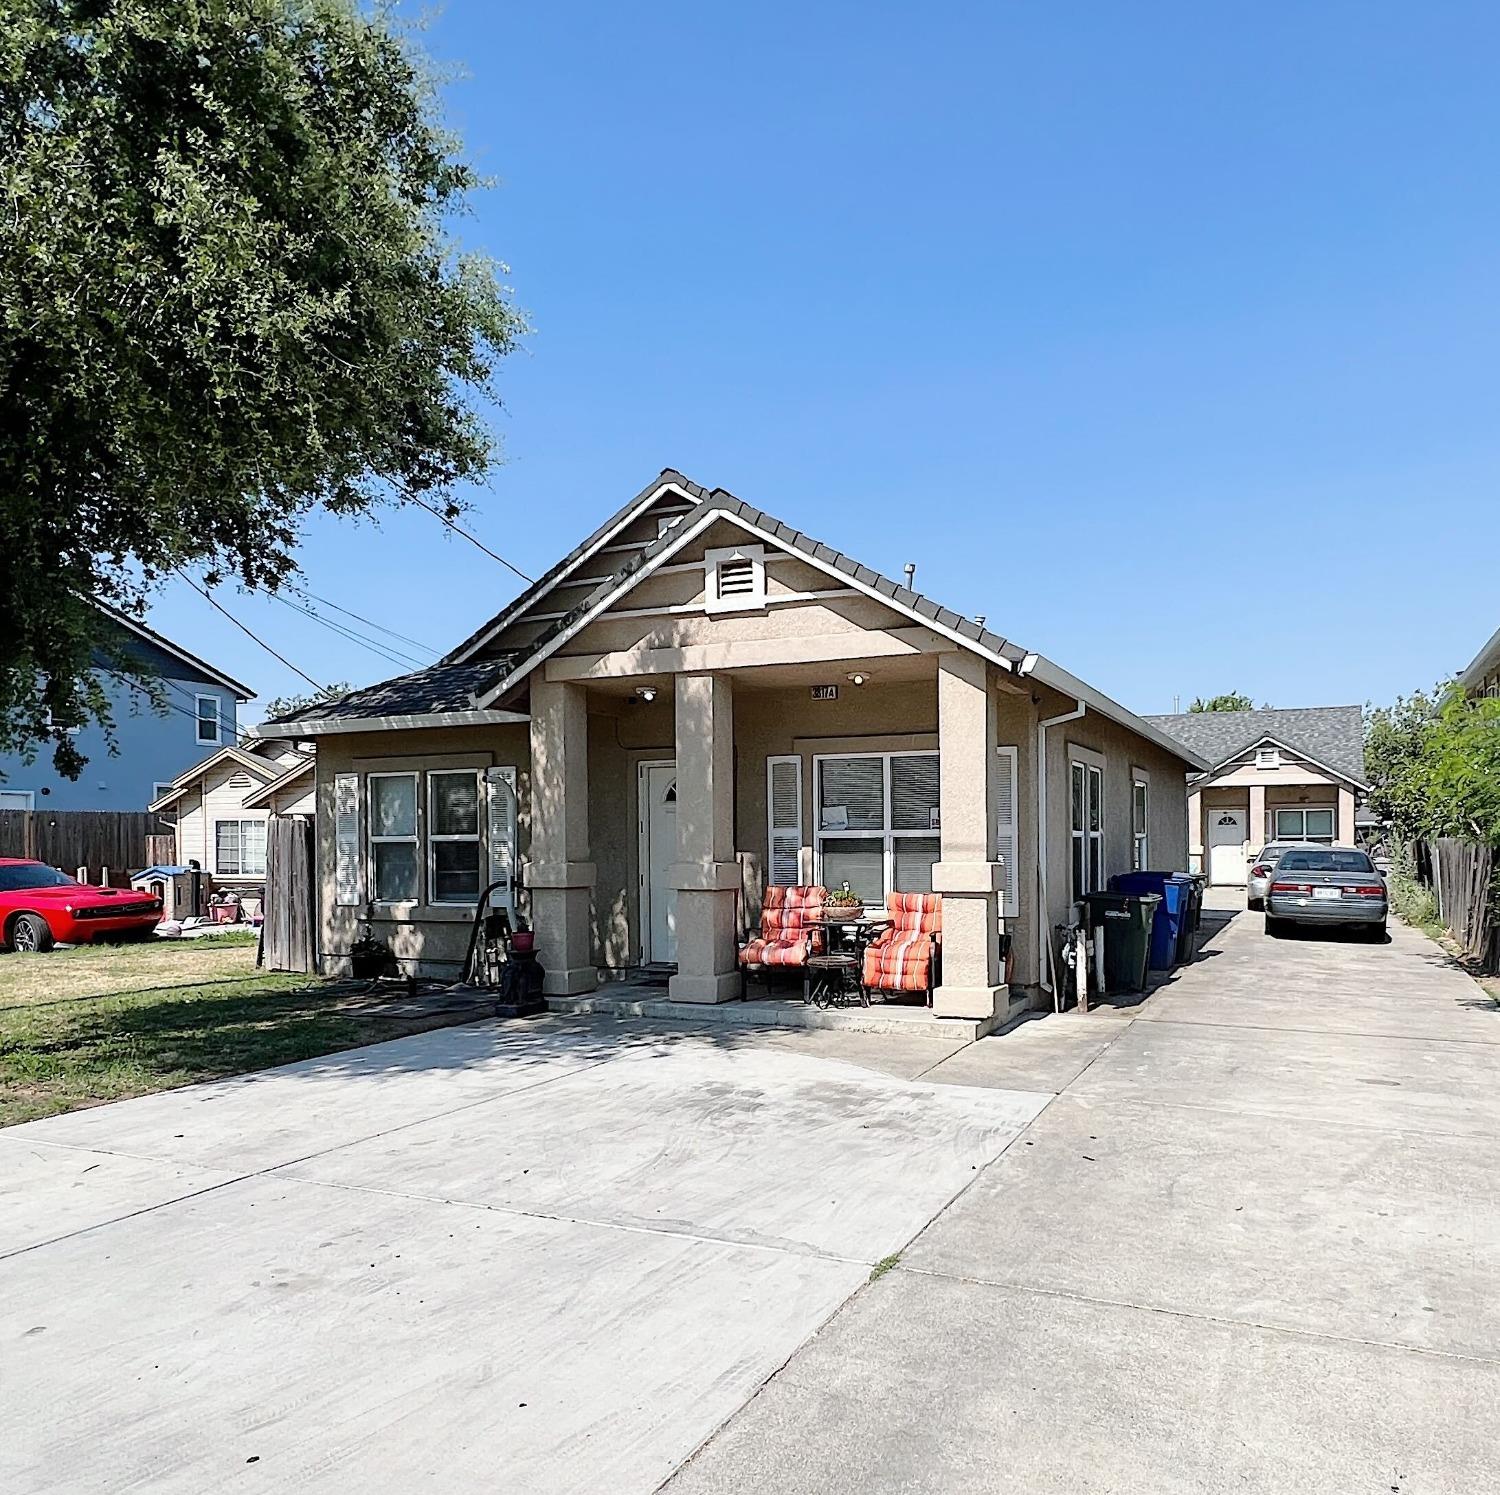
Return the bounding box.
[825,881,863,912]
[349,925,393,980]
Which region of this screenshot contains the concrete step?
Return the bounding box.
[547,989,1000,1041]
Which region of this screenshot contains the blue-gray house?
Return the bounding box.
[0,604,254,812]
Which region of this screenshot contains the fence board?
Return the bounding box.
[261,816,316,973]
[0,810,153,877]
[1418,836,1498,974]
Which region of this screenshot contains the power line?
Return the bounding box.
[264,589,427,672]
[176,572,326,691]
[287,585,437,656]
[403,493,534,583]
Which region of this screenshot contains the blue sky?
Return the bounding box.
[146,2,1499,724]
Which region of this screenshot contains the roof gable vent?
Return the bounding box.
[227,771,254,790]
[704,543,766,614]
[1254,746,1280,770]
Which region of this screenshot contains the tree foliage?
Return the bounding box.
[1188,691,1257,713]
[1365,683,1500,844]
[261,682,350,722]
[1,0,524,777]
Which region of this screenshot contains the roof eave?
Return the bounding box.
[256,708,530,738]
[1459,624,1500,690]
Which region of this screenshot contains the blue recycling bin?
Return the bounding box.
[1108,871,1195,970]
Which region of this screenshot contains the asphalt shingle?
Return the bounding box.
[1144,706,1366,785]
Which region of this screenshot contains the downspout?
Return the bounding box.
[1033,691,1086,994]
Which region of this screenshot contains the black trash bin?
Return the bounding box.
[1085,891,1161,994]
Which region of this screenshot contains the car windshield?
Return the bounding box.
[0,864,78,892]
[1276,850,1374,873]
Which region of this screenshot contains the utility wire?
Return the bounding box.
[264,589,427,672]
[176,571,326,691]
[403,493,534,583]
[287,585,437,656]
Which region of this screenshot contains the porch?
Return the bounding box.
[529,644,1028,1028]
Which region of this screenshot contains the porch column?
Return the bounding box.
[1248,783,1266,854]
[1338,786,1356,844]
[668,672,741,1004]
[932,652,1006,1022]
[1187,789,1203,874]
[527,680,597,995]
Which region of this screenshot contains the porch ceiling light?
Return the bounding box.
[635,685,658,703]
[846,671,871,687]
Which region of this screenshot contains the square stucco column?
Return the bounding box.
[668,673,741,1004]
[527,680,597,996]
[1248,783,1266,853]
[1187,789,1203,873]
[931,652,1006,1022]
[1338,786,1356,844]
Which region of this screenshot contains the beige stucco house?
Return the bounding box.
[258,472,1206,1027]
[1459,625,1500,700]
[1145,706,1367,885]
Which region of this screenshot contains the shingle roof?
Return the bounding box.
[1144,706,1366,786]
[264,660,513,725]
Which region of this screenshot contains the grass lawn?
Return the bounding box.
[0,936,478,1128]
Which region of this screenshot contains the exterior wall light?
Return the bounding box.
[636,685,658,703]
[846,671,870,687]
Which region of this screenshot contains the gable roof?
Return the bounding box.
[1144,706,1366,788]
[242,756,314,810]
[472,482,1208,770]
[95,600,255,699]
[147,744,288,811]
[256,660,529,735]
[441,471,710,665]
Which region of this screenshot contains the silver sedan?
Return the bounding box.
[1265,846,1388,940]
[1246,843,1299,910]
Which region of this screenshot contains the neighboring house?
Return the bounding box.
[0,603,253,812]
[1145,706,1367,884]
[149,738,313,892]
[1459,625,1500,699]
[258,470,1207,1027]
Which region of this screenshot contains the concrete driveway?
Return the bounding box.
[667,892,1500,1495]
[4,894,1498,1493]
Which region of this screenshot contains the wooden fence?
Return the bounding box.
[0,809,154,880]
[260,816,316,973]
[1424,836,1499,974]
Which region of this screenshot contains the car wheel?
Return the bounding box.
[1265,915,1284,938]
[10,913,54,954]
[1368,922,1388,943]
[1248,896,1263,912]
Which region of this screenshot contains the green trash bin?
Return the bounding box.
[1085,892,1161,994]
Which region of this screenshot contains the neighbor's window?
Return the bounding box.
[369,773,419,901]
[215,819,266,877]
[1070,758,1104,902]
[1132,776,1149,871]
[195,694,221,745]
[815,751,939,905]
[429,770,482,904]
[1274,807,1335,845]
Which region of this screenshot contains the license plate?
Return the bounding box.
[1312,887,1341,901]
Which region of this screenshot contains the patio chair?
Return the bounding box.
[862,892,942,1003]
[738,884,826,996]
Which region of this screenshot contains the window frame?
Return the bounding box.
[1131,769,1150,872]
[812,750,940,904]
[214,817,266,877]
[1069,748,1105,903]
[427,768,483,906]
[1273,806,1337,845]
[368,771,421,904]
[194,693,222,746]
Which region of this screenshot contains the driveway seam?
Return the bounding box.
[1120,1012,1500,1047]
[888,1265,1500,1369]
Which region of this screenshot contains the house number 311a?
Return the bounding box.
[810,684,839,701]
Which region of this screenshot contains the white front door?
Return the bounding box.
[641,761,678,963]
[1208,808,1248,885]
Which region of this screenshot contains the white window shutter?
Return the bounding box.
[334,773,362,906]
[996,747,1019,919]
[485,766,518,915]
[766,755,803,888]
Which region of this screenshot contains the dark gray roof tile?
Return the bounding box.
[1144,706,1366,786]
[266,660,513,725]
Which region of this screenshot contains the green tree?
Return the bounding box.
[261,683,351,722]
[1188,692,1258,713]
[1,0,524,779]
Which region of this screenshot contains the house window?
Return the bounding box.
[195,694,221,745]
[151,782,175,806]
[1274,807,1336,845]
[1255,746,1280,770]
[369,772,420,902]
[1070,755,1104,902]
[429,770,482,904]
[814,751,939,905]
[215,819,266,877]
[704,544,766,613]
[1131,774,1149,871]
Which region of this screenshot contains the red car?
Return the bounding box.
[0,859,163,952]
